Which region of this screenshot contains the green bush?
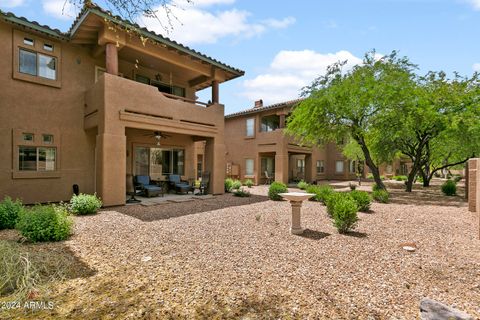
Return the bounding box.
[69,193,102,215]
[416,175,424,183]
[225,178,234,192]
[349,190,371,212]
[306,185,334,204]
[297,180,309,190]
[441,180,457,196]
[243,179,254,188]
[372,190,389,203]
[232,180,242,190]
[16,205,73,242]
[268,182,288,201]
[233,188,251,197]
[367,173,374,179]
[0,197,24,230]
[393,175,407,181]
[349,183,357,191]
[331,195,358,234]
[325,192,352,217]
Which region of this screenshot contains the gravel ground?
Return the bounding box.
[1,183,479,319]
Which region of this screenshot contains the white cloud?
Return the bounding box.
[0,0,24,8]
[473,63,480,71]
[42,0,77,20]
[466,0,480,10]
[140,1,294,45]
[242,50,363,105]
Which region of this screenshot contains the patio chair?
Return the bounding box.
[133,175,163,198]
[168,174,194,194]
[198,171,210,195]
[264,171,273,185]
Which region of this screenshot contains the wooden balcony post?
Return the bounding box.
[212,80,219,104]
[105,43,118,75]
[279,114,286,128]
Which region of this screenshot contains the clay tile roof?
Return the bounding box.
[0,4,244,77]
[225,98,304,119]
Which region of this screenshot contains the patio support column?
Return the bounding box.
[96,132,126,206]
[279,113,286,129]
[305,154,313,183]
[105,43,118,75]
[205,137,225,194]
[212,80,219,104]
[275,153,289,184]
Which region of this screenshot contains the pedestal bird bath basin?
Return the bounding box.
[279,192,315,235]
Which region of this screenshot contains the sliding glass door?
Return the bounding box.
[134,147,185,179]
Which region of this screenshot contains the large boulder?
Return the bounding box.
[420,298,473,320]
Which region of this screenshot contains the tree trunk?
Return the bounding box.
[421,165,430,187]
[355,136,386,190]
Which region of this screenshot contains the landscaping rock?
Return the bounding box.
[420,298,473,320]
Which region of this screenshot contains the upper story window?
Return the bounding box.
[13,30,61,88]
[260,115,280,132]
[246,118,255,137]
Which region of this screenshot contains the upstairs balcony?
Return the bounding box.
[84,73,224,138]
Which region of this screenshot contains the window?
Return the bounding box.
[135,147,185,177]
[43,43,54,51]
[335,160,344,173]
[19,49,56,80]
[316,160,325,174]
[245,159,254,176]
[349,160,357,174]
[19,146,56,171]
[386,164,393,174]
[23,133,34,142]
[260,115,280,132]
[19,49,36,76]
[43,134,54,144]
[297,159,305,173]
[23,38,34,46]
[246,118,255,137]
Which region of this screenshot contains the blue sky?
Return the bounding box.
[1,0,479,114]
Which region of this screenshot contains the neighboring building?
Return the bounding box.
[0,5,244,206]
[224,100,358,184]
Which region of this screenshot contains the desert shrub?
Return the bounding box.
[349,190,371,212]
[372,190,389,203]
[349,183,357,190]
[325,192,352,217]
[69,193,102,215]
[331,195,358,234]
[372,184,382,192]
[307,185,334,204]
[367,173,374,179]
[268,182,288,201]
[452,175,462,183]
[233,188,251,197]
[231,180,242,190]
[393,175,407,181]
[16,205,72,242]
[441,180,457,196]
[243,179,254,188]
[416,175,424,183]
[225,178,234,192]
[380,175,386,180]
[0,197,24,230]
[297,180,309,190]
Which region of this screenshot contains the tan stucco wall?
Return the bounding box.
[0,23,98,204]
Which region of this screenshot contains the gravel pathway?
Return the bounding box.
[2,184,479,319]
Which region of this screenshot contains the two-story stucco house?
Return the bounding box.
[0,5,244,206]
[224,99,360,185]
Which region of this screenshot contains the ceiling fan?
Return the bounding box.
[143,131,171,146]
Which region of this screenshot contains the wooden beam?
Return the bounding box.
[189,75,210,87]
[92,44,106,58]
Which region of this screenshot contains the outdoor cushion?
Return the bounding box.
[136,175,150,186]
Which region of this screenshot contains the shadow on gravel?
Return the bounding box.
[297,229,330,240]
[344,231,368,238]
[388,188,466,208]
[112,193,270,222]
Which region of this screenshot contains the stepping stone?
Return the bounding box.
[192,195,214,200]
[420,297,473,320]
